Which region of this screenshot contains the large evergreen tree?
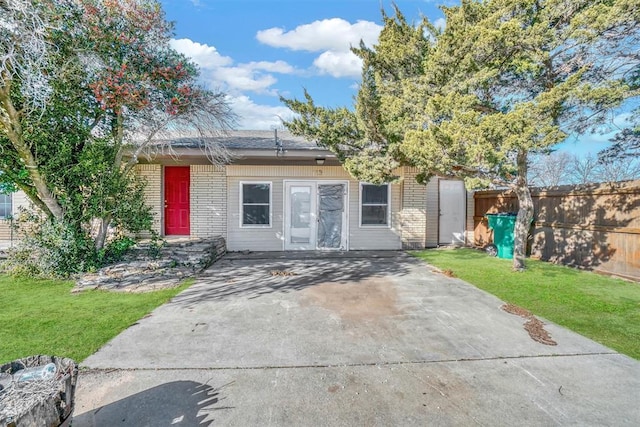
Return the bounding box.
[283,1,639,271]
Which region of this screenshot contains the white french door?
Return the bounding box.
[284,181,348,250]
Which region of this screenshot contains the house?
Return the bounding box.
[0,131,473,251]
[134,130,474,251]
[0,190,28,248]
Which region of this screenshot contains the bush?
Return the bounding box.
[1,207,157,278]
[2,211,98,277]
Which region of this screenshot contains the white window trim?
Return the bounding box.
[359,182,391,228]
[239,181,272,228]
[0,193,12,220]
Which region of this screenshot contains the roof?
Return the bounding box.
[154,130,326,151]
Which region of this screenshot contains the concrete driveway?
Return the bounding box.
[74,251,640,426]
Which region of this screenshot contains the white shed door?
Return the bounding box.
[439,180,466,245]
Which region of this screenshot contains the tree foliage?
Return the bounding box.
[600,67,640,161]
[0,0,234,276]
[283,0,640,271]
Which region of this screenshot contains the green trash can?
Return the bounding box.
[486,213,518,259]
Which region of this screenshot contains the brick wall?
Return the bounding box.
[401,168,427,249]
[135,164,162,235]
[190,165,227,238]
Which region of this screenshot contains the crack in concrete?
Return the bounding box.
[81,351,619,373]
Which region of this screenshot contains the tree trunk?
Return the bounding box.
[94,214,112,251]
[0,78,64,220]
[512,149,534,271]
[93,111,126,252]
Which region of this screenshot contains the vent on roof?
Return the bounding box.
[275,128,286,157]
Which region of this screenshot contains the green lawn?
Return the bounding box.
[0,275,189,364]
[412,248,640,359]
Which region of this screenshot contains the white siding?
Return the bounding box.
[349,180,402,250]
[11,191,29,215]
[0,191,29,243]
[191,165,226,238]
[226,165,350,179]
[227,175,284,251]
[226,165,403,251]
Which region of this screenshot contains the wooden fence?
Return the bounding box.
[473,180,640,281]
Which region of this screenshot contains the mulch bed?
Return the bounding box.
[501,303,557,346]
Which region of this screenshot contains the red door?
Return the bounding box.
[164,166,190,235]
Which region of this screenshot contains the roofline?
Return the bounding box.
[149,146,336,159]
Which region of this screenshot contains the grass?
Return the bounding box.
[0,275,191,364]
[412,248,640,360]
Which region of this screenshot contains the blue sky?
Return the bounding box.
[160,0,630,156]
[160,0,445,129]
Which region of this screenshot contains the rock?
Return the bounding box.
[73,236,226,293]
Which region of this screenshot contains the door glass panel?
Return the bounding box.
[290,186,312,244]
[317,184,344,249]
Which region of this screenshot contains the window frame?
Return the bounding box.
[0,193,12,220]
[359,183,391,228]
[239,181,272,228]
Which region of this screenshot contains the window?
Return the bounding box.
[241,182,271,226]
[0,193,11,219]
[360,183,389,226]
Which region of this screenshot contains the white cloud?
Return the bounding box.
[433,17,446,31]
[257,18,382,78]
[169,38,301,127]
[257,18,381,52]
[244,60,296,74]
[228,95,295,130]
[313,51,363,78]
[170,38,296,94]
[170,38,232,68]
[213,67,278,93]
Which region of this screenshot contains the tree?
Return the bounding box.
[76,0,235,249]
[594,155,640,183]
[283,1,640,271]
[568,154,600,185]
[529,151,640,186]
[0,0,234,276]
[283,8,430,184]
[528,151,573,187]
[599,67,640,161]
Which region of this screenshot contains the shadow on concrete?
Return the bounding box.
[170,251,418,307]
[72,380,232,426]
